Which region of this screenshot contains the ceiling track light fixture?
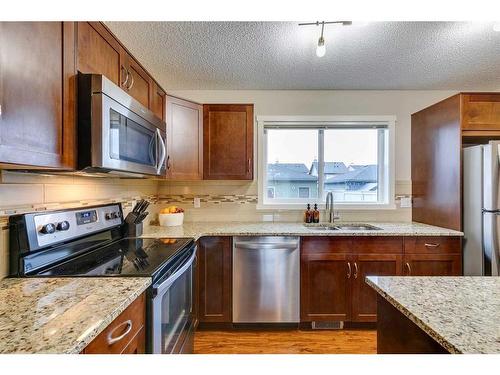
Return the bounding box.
[299,20,352,57]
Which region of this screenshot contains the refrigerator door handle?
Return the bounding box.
[482,212,500,276]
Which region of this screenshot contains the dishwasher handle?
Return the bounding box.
[234,242,298,250]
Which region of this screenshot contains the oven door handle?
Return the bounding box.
[156,128,166,175]
[153,248,196,295]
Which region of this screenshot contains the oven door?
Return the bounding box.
[93,93,166,176]
[151,246,196,354]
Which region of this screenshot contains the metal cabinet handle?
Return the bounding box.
[121,66,129,88]
[166,155,171,170]
[405,262,412,276]
[247,159,251,173]
[107,319,133,345]
[347,262,352,279]
[424,243,440,248]
[353,262,358,279]
[127,71,135,90]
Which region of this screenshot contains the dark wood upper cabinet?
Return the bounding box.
[350,254,402,322]
[461,93,500,131]
[151,83,166,122]
[197,237,232,323]
[76,22,123,86]
[122,53,152,109]
[203,104,254,180]
[0,22,76,169]
[167,96,203,180]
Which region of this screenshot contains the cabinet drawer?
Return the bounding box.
[351,237,403,254]
[83,293,145,354]
[301,237,352,255]
[404,237,462,254]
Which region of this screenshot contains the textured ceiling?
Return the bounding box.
[105,22,500,90]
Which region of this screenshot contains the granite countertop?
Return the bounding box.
[366,276,500,354]
[0,277,151,354]
[142,221,463,240]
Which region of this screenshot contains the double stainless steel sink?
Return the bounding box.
[304,223,382,231]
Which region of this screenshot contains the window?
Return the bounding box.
[257,116,395,209]
[298,187,310,198]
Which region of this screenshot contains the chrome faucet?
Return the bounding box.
[325,191,339,223]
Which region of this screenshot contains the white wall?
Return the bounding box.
[168,90,456,182]
[157,90,458,223]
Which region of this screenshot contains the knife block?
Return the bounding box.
[123,222,143,237]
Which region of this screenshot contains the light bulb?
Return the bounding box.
[316,36,326,57]
[493,23,500,32]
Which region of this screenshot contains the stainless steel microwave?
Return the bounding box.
[77,73,166,177]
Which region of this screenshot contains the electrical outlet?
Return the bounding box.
[193,197,201,208]
[400,197,412,208]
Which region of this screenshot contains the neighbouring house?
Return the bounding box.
[267,162,378,201]
[266,163,318,198]
[309,161,349,177]
[324,165,378,202]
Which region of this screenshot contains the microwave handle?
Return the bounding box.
[156,128,166,174]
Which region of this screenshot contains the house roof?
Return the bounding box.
[267,163,317,181]
[325,165,377,183]
[310,161,348,175]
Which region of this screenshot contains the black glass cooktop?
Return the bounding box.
[35,237,193,280]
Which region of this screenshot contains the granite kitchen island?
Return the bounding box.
[366,276,500,354]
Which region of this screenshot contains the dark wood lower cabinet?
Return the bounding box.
[300,253,351,322]
[377,295,448,354]
[403,253,462,276]
[300,236,461,324]
[197,237,232,323]
[351,254,402,322]
[82,293,146,354]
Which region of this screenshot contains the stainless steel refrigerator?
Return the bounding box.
[463,141,500,276]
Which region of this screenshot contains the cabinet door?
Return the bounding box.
[167,96,203,180]
[123,54,152,108]
[461,93,500,131]
[151,83,166,121]
[351,254,402,322]
[203,104,253,180]
[403,254,462,276]
[76,22,124,86]
[300,253,351,322]
[197,237,232,322]
[0,22,75,169]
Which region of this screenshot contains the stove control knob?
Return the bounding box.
[56,221,70,231]
[105,212,115,220]
[40,223,56,235]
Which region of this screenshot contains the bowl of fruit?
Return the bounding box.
[158,206,185,227]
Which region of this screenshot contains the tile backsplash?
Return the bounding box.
[0,171,159,279]
[0,171,412,279]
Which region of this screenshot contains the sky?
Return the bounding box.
[267,129,378,167]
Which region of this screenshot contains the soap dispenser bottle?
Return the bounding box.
[304,204,312,223]
[313,204,320,223]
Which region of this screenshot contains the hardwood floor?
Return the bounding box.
[194,329,377,354]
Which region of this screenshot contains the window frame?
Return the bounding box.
[298,186,311,198]
[256,115,396,210]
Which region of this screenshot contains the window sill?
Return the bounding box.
[256,202,397,211]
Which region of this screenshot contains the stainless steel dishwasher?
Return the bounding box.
[232,236,300,323]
